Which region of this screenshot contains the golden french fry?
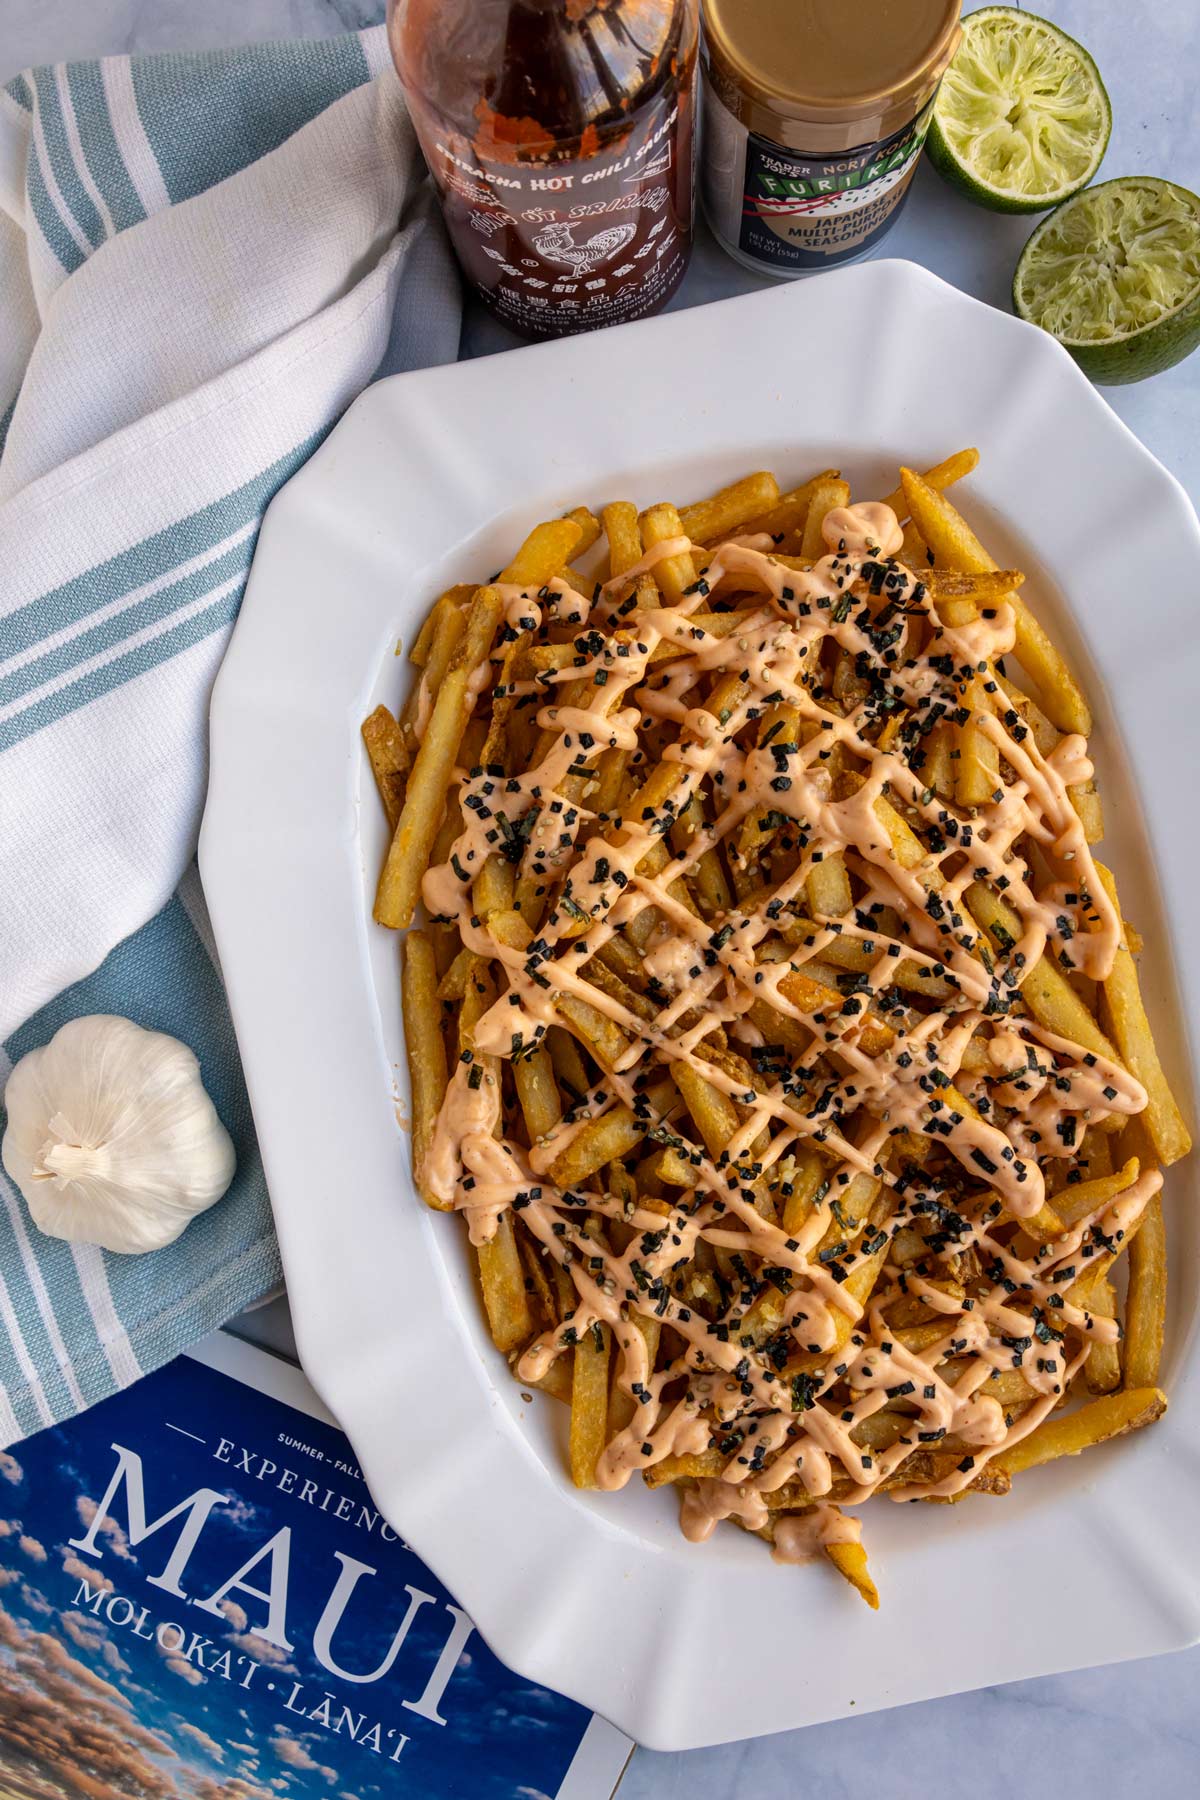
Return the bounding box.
[671,1061,740,1161]
[899,519,930,569]
[478,1214,536,1354]
[550,1105,656,1189]
[602,501,659,615]
[473,854,515,920]
[402,930,449,1210]
[955,676,1001,810]
[827,1540,879,1609]
[400,594,465,754]
[1094,862,1192,1166]
[779,1143,831,1235]
[925,568,1024,602]
[1044,1157,1140,1232]
[649,607,769,664]
[529,1355,574,1405]
[546,1026,590,1106]
[997,1388,1166,1477]
[1124,1193,1167,1388]
[806,850,852,920]
[900,467,1091,735]
[800,477,852,561]
[602,501,643,574]
[409,583,473,671]
[1070,779,1105,844]
[408,602,439,669]
[1078,1273,1121,1394]
[375,585,504,929]
[679,471,780,544]
[966,881,1121,1067]
[361,706,409,830]
[741,469,841,541]
[608,1314,661,1436]
[513,1045,562,1146]
[435,944,473,1003]
[570,1321,611,1488]
[881,448,979,519]
[562,506,601,557]
[501,518,583,587]
[639,501,696,603]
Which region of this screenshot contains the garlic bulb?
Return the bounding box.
[1,1015,236,1255]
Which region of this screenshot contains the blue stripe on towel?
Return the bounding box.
[1,430,323,665]
[65,61,147,234]
[0,583,243,755]
[31,67,105,249]
[0,1186,85,1432]
[0,535,255,710]
[24,140,85,273]
[0,398,16,463]
[131,36,371,205]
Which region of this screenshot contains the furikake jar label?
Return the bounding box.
[703,83,935,272]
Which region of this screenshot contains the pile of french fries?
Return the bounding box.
[363,451,1191,1607]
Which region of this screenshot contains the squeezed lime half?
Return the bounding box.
[927,6,1110,213]
[1013,176,1200,384]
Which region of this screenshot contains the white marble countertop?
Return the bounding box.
[6,0,1200,1791]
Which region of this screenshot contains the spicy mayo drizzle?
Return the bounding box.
[418,501,1156,1546]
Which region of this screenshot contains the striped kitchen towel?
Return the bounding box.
[0,29,461,1442]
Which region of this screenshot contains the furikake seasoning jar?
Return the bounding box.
[700,0,961,277]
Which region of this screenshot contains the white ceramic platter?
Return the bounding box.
[201,262,1200,1751]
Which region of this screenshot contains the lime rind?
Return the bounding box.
[928,6,1111,214]
[1014,176,1200,384]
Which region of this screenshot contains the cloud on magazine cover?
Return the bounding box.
[219,1492,262,1530]
[191,1778,276,1800]
[268,1730,336,1782]
[18,1533,47,1563]
[156,1636,205,1687]
[55,1612,129,1677]
[0,1602,182,1800]
[60,1550,114,1594]
[175,1720,227,1764]
[0,1596,332,1800]
[74,1496,136,1562]
[0,1452,22,1486]
[59,1612,107,1655]
[226,1629,298,1675]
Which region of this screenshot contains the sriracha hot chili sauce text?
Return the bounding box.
[389,0,699,340]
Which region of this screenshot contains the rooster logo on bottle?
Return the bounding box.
[532,219,638,275]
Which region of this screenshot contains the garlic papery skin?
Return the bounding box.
[1,1016,236,1255]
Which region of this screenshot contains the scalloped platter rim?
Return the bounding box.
[200,262,1200,1751]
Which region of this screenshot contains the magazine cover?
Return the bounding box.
[0,1333,631,1800]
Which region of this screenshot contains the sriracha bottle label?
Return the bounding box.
[391,0,698,339]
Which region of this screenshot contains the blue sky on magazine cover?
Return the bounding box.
[0,1356,591,1800]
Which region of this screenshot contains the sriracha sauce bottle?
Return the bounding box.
[387,0,699,339]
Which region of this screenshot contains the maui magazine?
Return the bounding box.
[0,1335,630,1800]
